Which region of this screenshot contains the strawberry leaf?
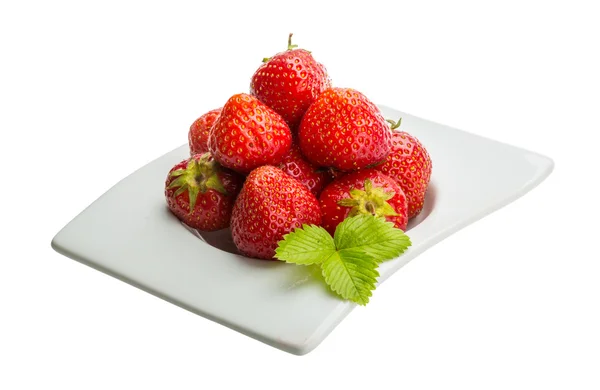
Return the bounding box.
[334,214,411,263]
[275,215,412,305]
[321,248,379,306]
[275,224,336,265]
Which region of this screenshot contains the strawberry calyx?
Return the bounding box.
[262,33,299,63]
[168,153,227,214]
[386,117,402,130]
[337,179,399,218]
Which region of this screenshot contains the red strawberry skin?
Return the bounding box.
[165,153,244,231]
[375,131,432,219]
[209,93,292,174]
[188,108,222,156]
[298,88,392,171]
[250,39,330,130]
[231,165,322,259]
[279,144,331,196]
[319,169,408,236]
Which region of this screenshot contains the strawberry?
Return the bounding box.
[319,169,408,235]
[209,93,292,174]
[298,87,392,171]
[250,33,331,130]
[165,153,244,231]
[376,119,432,219]
[278,144,332,196]
[230,165,322,259]
[188,108,222,155]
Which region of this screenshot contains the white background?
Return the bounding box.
[1,0,599,389]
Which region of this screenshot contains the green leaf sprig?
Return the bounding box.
[275,215,411,305]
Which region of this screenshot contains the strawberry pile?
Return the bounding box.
[165,34,432,262]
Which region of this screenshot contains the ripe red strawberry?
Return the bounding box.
[250,33,331,130]
[376,119,432,219]
[319,169,408,236]
[165,153,244,231]
[188,108,222,155]
[231,165,322,259]
[278,144,331,196]
[298,87,392,171]
[209,93,292,174]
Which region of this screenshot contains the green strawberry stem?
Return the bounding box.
[287,33,298,50]
[168,153,228,214]
[386,117,402,130]
[337,179,399,218]
[262,33,299,63]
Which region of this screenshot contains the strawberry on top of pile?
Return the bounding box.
[165,34,432,305]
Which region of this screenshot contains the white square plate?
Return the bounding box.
[51,106,553,355]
